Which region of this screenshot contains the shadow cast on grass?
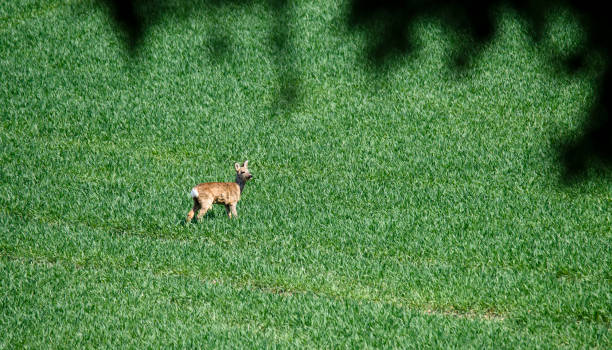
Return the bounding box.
[347,0,612,185]
[98,0,611,184]
[558,68,612,184]
[97,0,302,115]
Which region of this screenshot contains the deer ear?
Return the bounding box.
[243,160,248,168]
[234,162,240,171]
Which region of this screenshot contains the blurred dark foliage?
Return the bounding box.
[99,0,611,182]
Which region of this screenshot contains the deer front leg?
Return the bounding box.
[229,203,238,218]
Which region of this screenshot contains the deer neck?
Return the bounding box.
[236,176,246,194]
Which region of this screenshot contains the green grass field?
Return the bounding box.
[1,0,611,348]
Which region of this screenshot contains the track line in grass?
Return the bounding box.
[0,250,507,324]
[4,216,604,328]
[0,218,516,326]
[424,308,505,322]
[3,250,610,349]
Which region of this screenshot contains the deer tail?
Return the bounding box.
[190,187,199,198]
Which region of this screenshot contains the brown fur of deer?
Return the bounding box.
[186,161,253,222]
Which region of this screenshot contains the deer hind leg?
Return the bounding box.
[196,198,213,220]
[224,204,231,218]
[186,198,200,223]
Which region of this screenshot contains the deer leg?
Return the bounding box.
[196,198,213,220]
[225,204,231,218]
[186,198,200,223]
[229,203,238,218]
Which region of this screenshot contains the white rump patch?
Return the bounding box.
[190,188,199,198]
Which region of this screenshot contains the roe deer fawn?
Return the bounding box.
[186,160,253,221]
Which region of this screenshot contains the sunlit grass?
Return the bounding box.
[1,0,610,348]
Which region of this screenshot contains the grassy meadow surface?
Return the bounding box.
[1,0,611,348]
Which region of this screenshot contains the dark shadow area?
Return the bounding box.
[103,0,143,50]
[348,0,611,183]
[348,0,501,70]
[267,0,302,115]
[560,69,612,183]
[205,33,232,65]
[98,0,248,53]
[99,0,301,114]
[99,0,610,183]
